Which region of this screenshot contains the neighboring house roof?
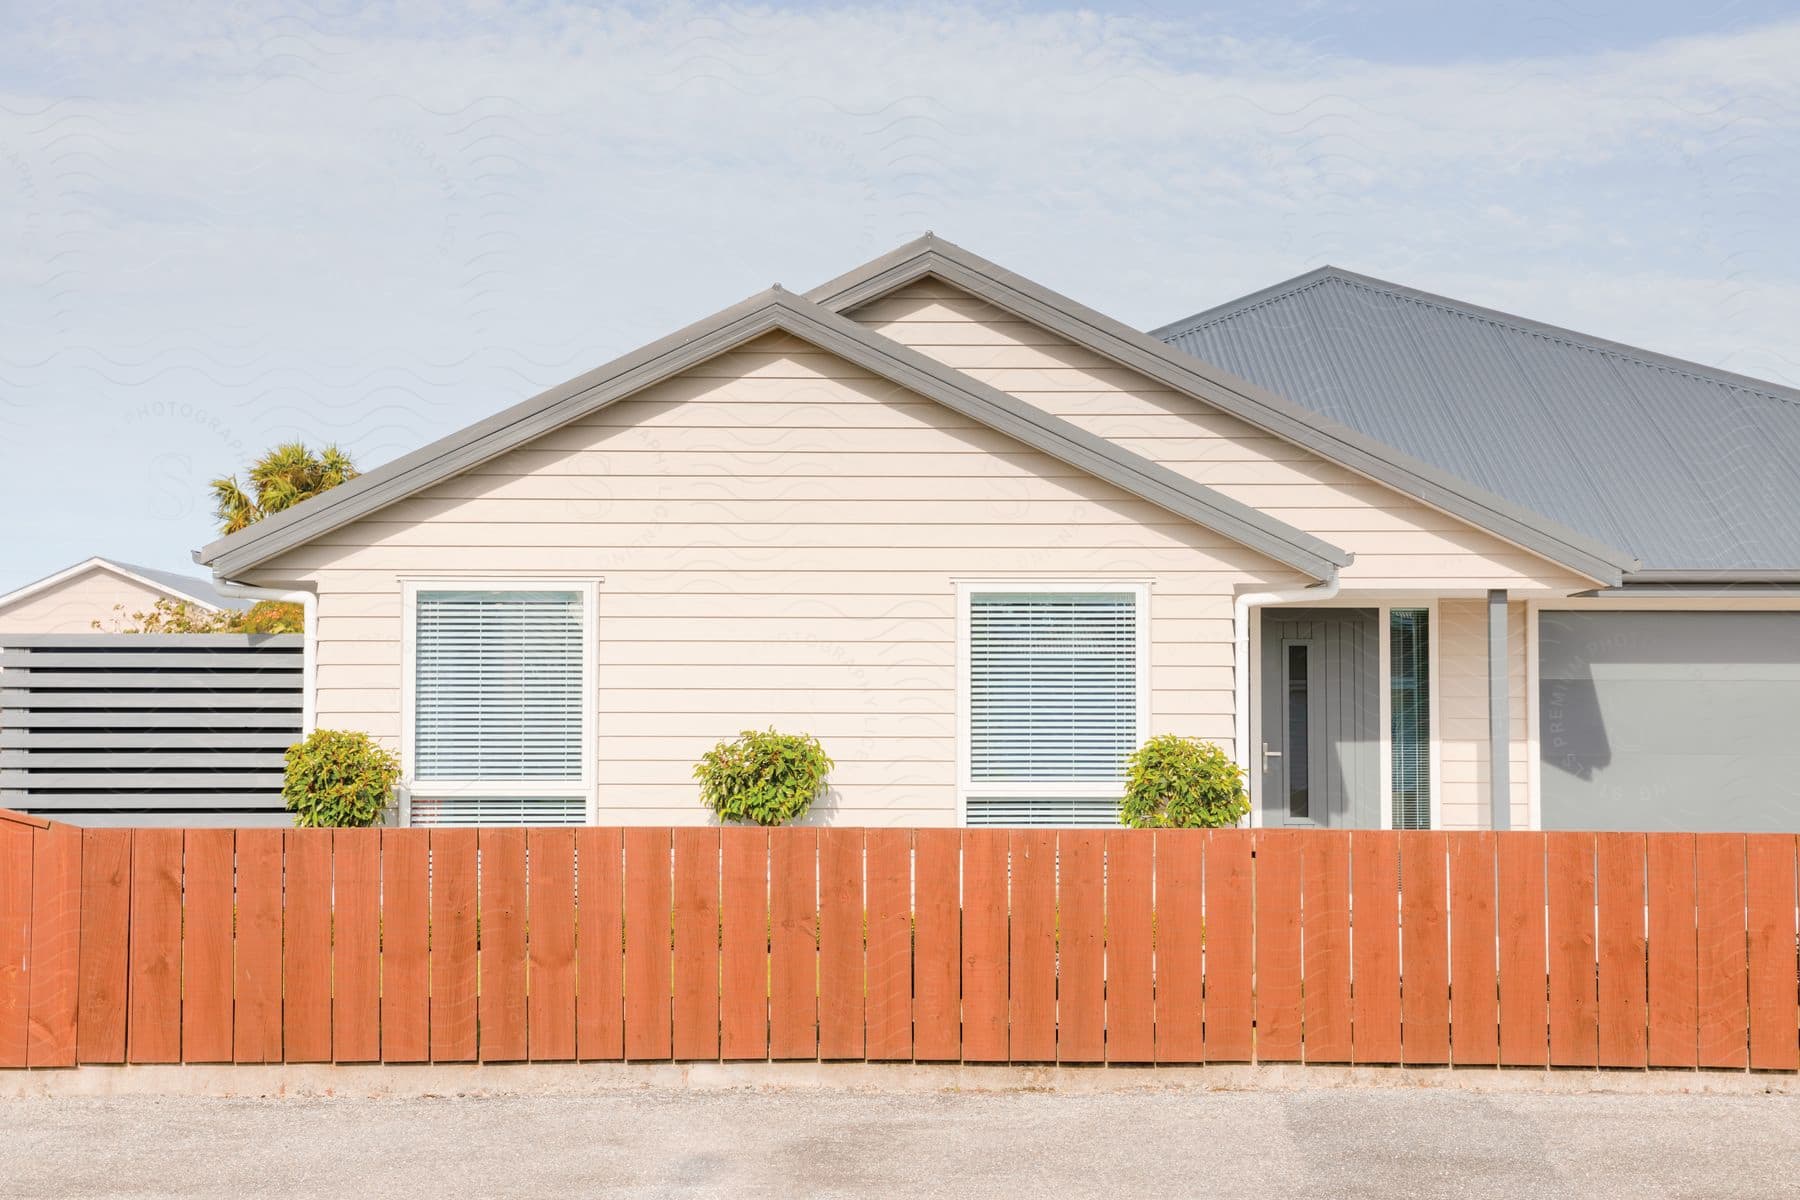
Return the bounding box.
[1155,267,1800,578]
[808,236,1637,586]
[0,556,246,615]
[197,288,1350,583]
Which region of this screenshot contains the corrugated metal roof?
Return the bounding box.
[1153,268,1800,574]
[109,559,249,611]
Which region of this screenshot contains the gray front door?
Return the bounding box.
[1259,608,1380,828]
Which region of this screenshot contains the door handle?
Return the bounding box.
[1262,741,1282,771]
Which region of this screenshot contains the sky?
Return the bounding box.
[2,0,1798,591]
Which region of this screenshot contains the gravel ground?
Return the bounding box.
[2,1086,1796,1199]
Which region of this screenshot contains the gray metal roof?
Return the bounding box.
[1154,267,1800,575]
[110,560,250,611]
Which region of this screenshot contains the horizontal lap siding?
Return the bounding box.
[1438,599,1530,830]
[0,570,173,637]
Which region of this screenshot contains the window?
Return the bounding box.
[960,584,1148,826]
[1389,607,1431,829]
[405,583,594,825]
[1285,641,1312,821]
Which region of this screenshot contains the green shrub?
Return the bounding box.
[1118,734,1248,829]
[694,728,833,826]
[283,729,400,828]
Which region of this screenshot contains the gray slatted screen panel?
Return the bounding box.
[0,633,302,826]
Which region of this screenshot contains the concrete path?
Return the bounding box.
[2,1086,1795,1198]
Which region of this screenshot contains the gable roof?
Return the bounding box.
[0,557,244,614]
[808,237,1639,586]
[1155,266,1800,578]
[197,288,1349,582]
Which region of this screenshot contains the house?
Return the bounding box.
[193,237,1800,832]
[0,556,247,636]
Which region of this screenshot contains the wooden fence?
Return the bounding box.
[3,814,1797,1070]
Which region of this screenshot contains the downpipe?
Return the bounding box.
[1233,576,1340,826]
[213,578,318,738]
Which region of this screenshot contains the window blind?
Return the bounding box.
[1390,607,1431,829]
[969,591,1139,781]
[415,590,584,781]
[410,795,586,826]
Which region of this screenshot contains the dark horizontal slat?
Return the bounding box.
[32,809,294,828]
[0,691,300,710]
[1,710,302,729]
[5,671,300,689]
[1,751,288,769]
[0,634,300,648]
[4,792,287,810]
[1,650,300,669]
[0,771,284,789]
[0,731,299,749]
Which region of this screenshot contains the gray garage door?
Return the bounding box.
[1538,611,1800,831]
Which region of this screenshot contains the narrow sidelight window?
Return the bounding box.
[1389,607,1431,829]
[1285,642,1311,820]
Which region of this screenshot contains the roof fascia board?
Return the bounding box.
[0,557,223,614]
[807,238,1638,587]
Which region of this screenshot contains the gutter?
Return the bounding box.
[213,578,317,737]
[1233,575,1341,826]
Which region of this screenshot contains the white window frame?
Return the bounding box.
[955,580,1151,827]
[399,577,599,825]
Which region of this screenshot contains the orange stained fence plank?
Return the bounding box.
[1302,831,1353,1064]
[1448,832,1499,1067]
[0,821,33,1067]
[527,828,579,1062]
[912,829,963,1062]
[1057,831,1105,1064]
[479,827,529,1063]
[232,829,282,1064]
[379,829,431,1064]
[1695,834,1747,1069]
[768,827,817,1060]
[1545,832,1597,1068]
[1105,831,1155,1065]
[1645,834,1698,1069]
[75,828,131,1065]
[1351,831,1402,1065]
[1008,830,1057,1063]
[1203,829,1255,1062]
[1399,832,1450,1066]
[1496,834,1548,1067]
[1153,830,1204,1064]
[817,828,865,1061]
[718,827,768,1060]
[26,823,83,1068]
[623,827,674,1061]
[1745,834,1798,1071]
[282,829,333,1064]
[671,827,720,1062]
[333,829,382,1064]
[864,828,913,1062]
[1253,830,1303,1062]
[575,827,624,1060]
[179,829,234,1064]
[429,829,480,1062]
[1595,832,1648,1069]
[127,828,182,1064]
[960,830,1009,1063]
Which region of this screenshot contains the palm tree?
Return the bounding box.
[211,443,359,534]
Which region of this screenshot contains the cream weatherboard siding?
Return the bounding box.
[0,567,174,635]
[1437,598,1530,830]
[251,331,1305,826]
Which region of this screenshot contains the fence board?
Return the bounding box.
[333,830,382,1064]
[1746,834,1798,1071]
[1351,831,1402,1064]
[719,827,768,1060]
[282,830,333,1064]
[961,830,1009,1062]
[623,827,674,1061]
[429,829,480,1062]
[527,828,578,1062]
[1057,831,1105,1063]
[1646,833,1698,1069]
[24,823,81,1067]
[864,829,913,1062]
[1400,831,1450,1065]
[180,829,234,1063]
[1448,832,1498,1067]
[818,828,864,1060]
[0,821,31,1067]
[1154,830,1203,1064]
[1546,832,1597,1068]
[672,827,720,1061]
[576,827,624,1061]
[380,829,431,1064]
[233,828,282,1064]
[479,828,529,1062]
[913,829,963,1062]
[1254,830,1303,1062]
[1695,834,1748,1069]
[74,828,130,1064]
[768,827,816,1060]
[1595,832,1648,1069]
[127,828,181,1064]
[1302,830,1352,1063]
[1496,834,1547,1066]
[1106,830,1154,1064]
[1203,830,1254,1062]
[1009,830,1057,1063]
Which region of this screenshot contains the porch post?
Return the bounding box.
[1487,588,1511,830]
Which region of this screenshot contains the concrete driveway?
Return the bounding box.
[2,1086,1795,1198]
